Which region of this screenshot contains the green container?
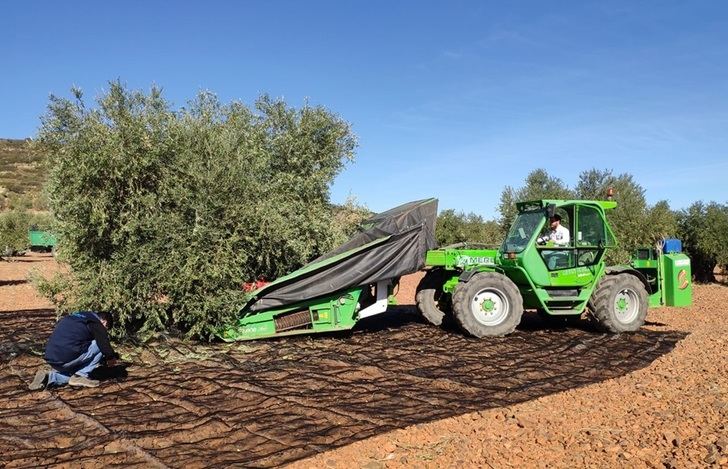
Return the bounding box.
[662,253,692,307]
[28,229,57,250]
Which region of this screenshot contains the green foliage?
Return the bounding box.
[498,169,573,233]
[576,169,659,263]
[36,81,356,339]
[677,202,728,282]
[0,211,30,255]
[575,169,680,263]
[330,196,372,245]
[436,209,501,246]
[0,210,53,256]
[646,200,678,241]
[30,270,74,313]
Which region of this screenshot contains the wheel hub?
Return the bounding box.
[482,298,495,312]
[471,288,509,326]
[614,288,639,324]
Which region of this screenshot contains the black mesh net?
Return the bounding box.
[1,306,684,467]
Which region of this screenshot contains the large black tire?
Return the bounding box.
[590,273,648,333]
[452,272,523,337]
[415,269,451,326]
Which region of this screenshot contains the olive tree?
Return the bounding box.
[575,169,677,263]
[36,81,356,339]
[436,209,501,246]
[677,201,728,282]
[498,169,573,233]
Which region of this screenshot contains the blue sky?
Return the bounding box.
[3,1,727,217]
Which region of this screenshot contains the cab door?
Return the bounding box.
[536,204,606,287]
[536,205,577,280]
[572,204,608,281]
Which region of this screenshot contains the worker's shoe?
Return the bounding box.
[68,375,100,388]
[28,367,50,391]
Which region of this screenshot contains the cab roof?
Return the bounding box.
[516,199,618,212]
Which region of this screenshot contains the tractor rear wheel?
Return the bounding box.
[452,272,523,337]
[590,273,648,333]
[415,269,451,326]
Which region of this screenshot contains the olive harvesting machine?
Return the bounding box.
[220,197,692,341]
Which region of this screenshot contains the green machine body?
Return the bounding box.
[662,253,692,307]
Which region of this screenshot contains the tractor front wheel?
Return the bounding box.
[452,272,523,337]
[416,269,452,326]
[590,273,648,333]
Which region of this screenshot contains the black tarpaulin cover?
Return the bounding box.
[244,198,438,312]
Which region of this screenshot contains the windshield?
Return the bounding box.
[502,210,544,253]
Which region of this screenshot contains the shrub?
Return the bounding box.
[330,196,372,244]
[498,169,573,233]
[36,81,356,339]
[0,210,53,257]
[0,211,30,256]
[436,209,500,247]
[677,201,728,282]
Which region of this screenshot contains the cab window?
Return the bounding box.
[577,206,606,246]
[576,205,606,267]
[503,210,544,253]
[538,204,575,271]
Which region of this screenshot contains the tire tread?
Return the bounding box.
[591,274,648,333]
[415,269,450,326]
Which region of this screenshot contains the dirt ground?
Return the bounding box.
[0,253,726,468]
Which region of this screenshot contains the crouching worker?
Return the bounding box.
[29,311,120,390]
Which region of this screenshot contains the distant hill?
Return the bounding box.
[0,138,46,196]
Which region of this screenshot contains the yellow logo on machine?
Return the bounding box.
[677,269,689,290]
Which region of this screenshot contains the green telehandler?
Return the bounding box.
[417,198,692,336]
[220,196,692,341]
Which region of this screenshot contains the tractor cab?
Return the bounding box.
[499,199,617,312]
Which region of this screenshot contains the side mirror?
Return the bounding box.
[546,204,556,218]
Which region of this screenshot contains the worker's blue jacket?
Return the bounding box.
[44,311,118,367]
